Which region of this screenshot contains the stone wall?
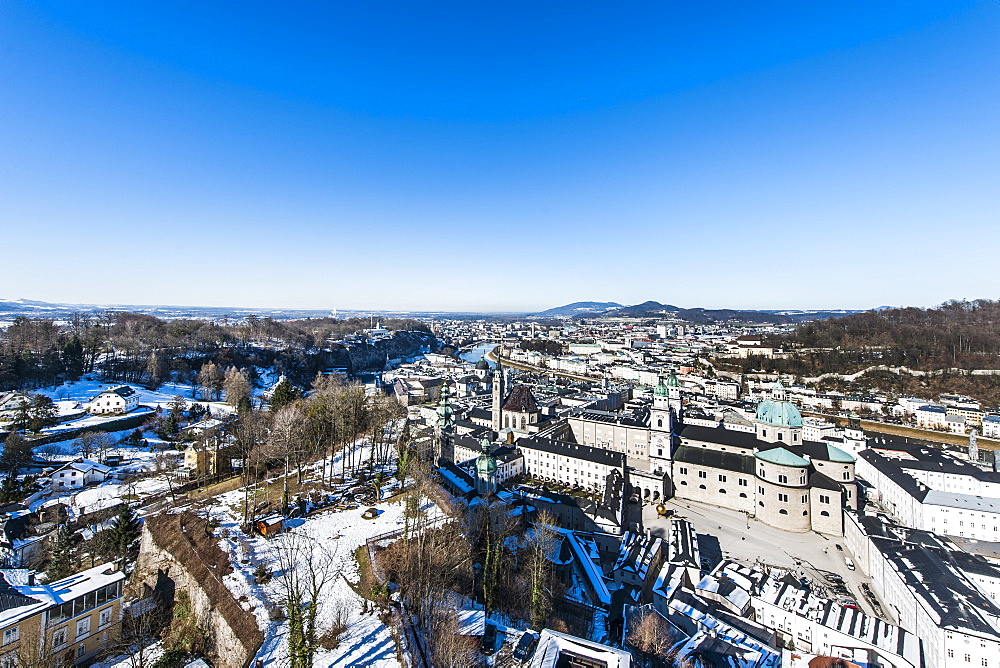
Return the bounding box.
[134,513,263,668]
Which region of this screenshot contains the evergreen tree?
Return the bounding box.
[270,377,300,410]
[60,335,85,381]
[0,432,35,480]
[107,504,142,570]
[47,524,78,580]
[237,395,253,415]
[27,395,57,433]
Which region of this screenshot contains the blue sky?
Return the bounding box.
[2,2,998,312]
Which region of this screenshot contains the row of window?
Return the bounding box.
[48,581,122,626]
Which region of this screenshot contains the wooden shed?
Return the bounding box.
[255,515,284,537]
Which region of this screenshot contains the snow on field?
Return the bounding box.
[211,476,444,668]
[39,379,234,416]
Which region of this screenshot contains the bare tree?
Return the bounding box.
[627,607,677,668]
[222,366,252,407]
[274,529,339,668]
[525,511,559,629]
[267,404,306,513]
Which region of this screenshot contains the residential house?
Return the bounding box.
[0,564,125,666]
[48,460,111,493]
[88,387,138,415]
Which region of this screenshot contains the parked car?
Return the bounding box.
[845,557,856,571]
[481,622,498,655]
[513,631,539,663]
[842,599,860,610]
[835,544,843,552]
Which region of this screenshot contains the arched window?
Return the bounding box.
[657,419,663,428]
[739,493,747,498]
[820,511,830,517]
[699,484,706,490]
[680,481,687,485]
[719,489,727,494]
[779,509,788,515]
[759,501,764,507]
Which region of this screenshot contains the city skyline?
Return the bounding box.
[3,2,998,311]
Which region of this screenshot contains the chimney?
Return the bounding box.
[27,573,35,586]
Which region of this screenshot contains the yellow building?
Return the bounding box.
[0,564,125,666]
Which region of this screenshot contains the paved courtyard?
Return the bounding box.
[642,497,889,619]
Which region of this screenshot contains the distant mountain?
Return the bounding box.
[532,301,623,317]
[601,301,680,317]
[563,300,869,324]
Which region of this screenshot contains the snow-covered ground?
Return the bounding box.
[207,446,445,668]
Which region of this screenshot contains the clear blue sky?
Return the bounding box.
[3,2,998,312]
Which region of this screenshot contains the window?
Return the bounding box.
[680,481,687,485]
[778,493,788,502]
[76,617,90,638]
[679,467,688,475]
[719,489,727,494]
[758,486,764,495]
[698,471,707,479]
[778,475,788,484]
[777,433,783,441]
[948,650,954,658]
[99,608,113,627]
[1,628,17,646]
[819,495,830,504]
[719,475,727,482]
[843,471,851,480]
[739,493,747,498]
[802,495,808,503]
[77,644,86,658]
[52,628,67,648]
[779,509,788,515]
[739,479,747,487]
[821,511,830,517]
[699,484,706,490]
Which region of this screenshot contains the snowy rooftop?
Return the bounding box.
[0,564,124,628]
[529,629,632,668]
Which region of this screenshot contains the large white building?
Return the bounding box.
[88,386,139,415]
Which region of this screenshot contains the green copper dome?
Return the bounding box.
[755,399,803,428]
[476,437,497,476]
[654,372,680,396]
[755,447,809,467]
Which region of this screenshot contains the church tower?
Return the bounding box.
[475,436,498,496]
[650,375,675,466]
[491,359,505,433]
[434,382,454,465]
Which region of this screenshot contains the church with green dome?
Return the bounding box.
[669,380,858,535]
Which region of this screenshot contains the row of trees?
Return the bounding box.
[768,299,1000,372]
[0,310,432,393]
[229,373,405,525]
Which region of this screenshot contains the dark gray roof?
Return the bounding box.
[679,425,757,450]
[858,450,930,502]
[515,436,625,468]
[673,445,755,475]
[809,471,843,492]
[502,385,540,413]
[466,408,492,421]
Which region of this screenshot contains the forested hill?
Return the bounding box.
[767,300,1000,371]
